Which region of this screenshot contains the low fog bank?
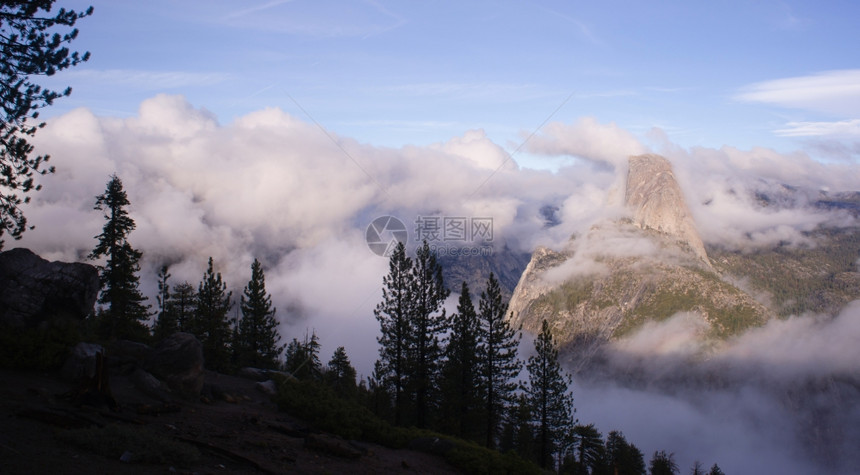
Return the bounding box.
[567,303,860,474]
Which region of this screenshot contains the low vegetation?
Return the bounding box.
[57,423,201,466]
[710,226,860,317]
[274,376,540,474]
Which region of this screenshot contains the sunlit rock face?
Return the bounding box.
[507,154,773,369]
[507,151,860,373]
[625,154,709,266]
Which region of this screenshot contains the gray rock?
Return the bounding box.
[625,154,710,265]
[61,342,105,382]
[109,339,154,370]
[131,368,173,402]
[255,379,278,397]
[0,248,99,327]
[144,333,204,400]
[238,367,269,382]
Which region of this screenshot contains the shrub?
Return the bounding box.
[0,318,82,370]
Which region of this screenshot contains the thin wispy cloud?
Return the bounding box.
[68,69,232,90]
[736,69,860,116]
[538,7,605,47]
[217,0,406,38]
[378,82,552,102]
[223,0,296,20]
[775,119,860,137]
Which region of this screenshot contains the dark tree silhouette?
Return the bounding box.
[690,460,705,475]
[88,174,149,340]
[166,281,196,332]
[525,319,576,469]
[708,463,725,475]
[0,1,92,245]
[152,265,177,340]
[408,240,449,428]
[284,329,321,380]
[477,272,521,448]
[649,450,679,475]
[499,392,536,462]
[237,258,283,369]
[605,430,646,475]
[439,281,483,440]
[194,257,233,372]
[326,346,357,398]
[374,241,414,426]
[573,423,605,475]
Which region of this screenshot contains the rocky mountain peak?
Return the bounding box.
[625,154,709,265]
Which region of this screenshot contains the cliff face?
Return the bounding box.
[625,154,709,265]
[507,155,767,366]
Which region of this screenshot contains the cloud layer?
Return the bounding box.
[582,301,860,475]
[18,94,860,373]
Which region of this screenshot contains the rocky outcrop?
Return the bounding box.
[507,155,775,368]
[144,332,205,400]
[61,333,205,402]
[508,234,772,370]
[0,248,99,327]
[625,154,709,265]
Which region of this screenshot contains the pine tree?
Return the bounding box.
[499,392,536,462]
[374,241,414,426]
[284,329,321,380]
[367,360,393,421]
[525,319,576,469]
[88,174,150,341]
[408,240,449,428]
[708,463,725,475]
[237,258,283,369]
[152,265,177,340]
[572,424,605,475]
[439,281,483,440]
[604,431,646,475]
[649,450,679,475]
[477,272,522,448]
[194,257,233,372]
[326,346,357,398]
[0,2,92,246]
[167,281,196,332]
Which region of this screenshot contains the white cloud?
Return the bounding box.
[775,119,860,137]
[524,117,648,168]
[736,69,860,117]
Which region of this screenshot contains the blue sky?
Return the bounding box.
[43,0,860,168]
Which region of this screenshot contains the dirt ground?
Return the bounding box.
[0,368,460,474]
